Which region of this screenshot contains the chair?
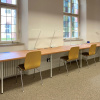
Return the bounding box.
[16,51,43,92]
[82,44,96,67]
[59,47,80,75]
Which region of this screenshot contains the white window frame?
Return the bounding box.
[0,0,19,43]
[63,0,80,40]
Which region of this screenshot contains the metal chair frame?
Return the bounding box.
[16,66,43,92]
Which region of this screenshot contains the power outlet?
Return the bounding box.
[47,58,50,62]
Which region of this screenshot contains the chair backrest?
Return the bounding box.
[24,51,41,70]
[68,47,79,61]
[89,44,96,55]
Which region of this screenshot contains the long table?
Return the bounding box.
[0,42,100,93]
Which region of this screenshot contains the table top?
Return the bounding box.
[0,42,100,62]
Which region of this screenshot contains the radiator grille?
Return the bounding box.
[3,59,24,79]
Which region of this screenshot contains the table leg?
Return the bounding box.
[50,54,52,78]
[0,62,3,94]
[80,50,82,68]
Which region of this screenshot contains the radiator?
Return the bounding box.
[2,59,24,79]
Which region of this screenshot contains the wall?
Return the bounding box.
[87,0,100,42]
[80,0,87,42]
[28,0,63,49]
[20,0,28,49]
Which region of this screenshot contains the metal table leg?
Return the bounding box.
[50,54,52,78]
[0,62,3,94]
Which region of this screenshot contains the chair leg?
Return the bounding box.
[59,58,61,72]
[94,57,96,66]
[70,61,71,66]
[20,69,24,92]
[38,68,43,85]
[86,58,89,68]
[76,60,80,72]
[65,61,68,75]
[33,69,35,79]
[16,66,19,84]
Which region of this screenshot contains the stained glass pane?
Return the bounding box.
[7,33,11,41]
[72,16,78,38]
[1,25,6,32]
[12,33,16,40]
[1,0,6,3]
[6,24,11,33]
[7,9,11,16]
[1,0,17,5]
[63,15,71,38]
[1,33,6,41]
[12,0,16,5]
[72,0,78,14]
[7,17,11,24]
[1,7,17,41]
[1,8,6,16]
[12,25,16,32]
[12,17,16,24]
[12,9,16,17]
[7,0,12,4]
[1,16,6,24]
[63,0,71,13]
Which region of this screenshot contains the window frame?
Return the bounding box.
[0,0,19,43]
[63,0,80,40]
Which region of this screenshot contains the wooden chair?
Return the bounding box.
[59,47,80,75]
[82,44,96,67]
[16,51,43,92]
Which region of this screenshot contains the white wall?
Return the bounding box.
[80,0,87,42]
[28,0,63,49]
[20,0,28,49]
[87,0,100,42]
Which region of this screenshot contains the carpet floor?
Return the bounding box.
[0,59,100,100]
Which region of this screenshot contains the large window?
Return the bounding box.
[63,0,79,39]
[0,0,18,42]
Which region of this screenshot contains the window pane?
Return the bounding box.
[1,25,6,32]
[7,0,12,4]
[1,7,17,41]
[12,33,16,40]
[12,0,16,5]
[12,25,16,32]
[1,0,17,5]
[72,0,78,14]
[7,9,11,16]
[63,15,71,38]
[12,17,16,24]
[6,24,11,33]
[1,33,6,41]
[7,17,11,24]
[63,0,71,13]
[7,33,11,41]
[1,0,6,3]
[1,8,6,16]
[12,9,16,17]
[72,16,78,38]
[1,16,6,24]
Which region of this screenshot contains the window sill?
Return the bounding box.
[64,39,83,42]
[0,42,24,47]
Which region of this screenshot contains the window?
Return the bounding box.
[0,0,18,42]
[63,0,79,39]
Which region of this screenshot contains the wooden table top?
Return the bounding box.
[0,42,100,62]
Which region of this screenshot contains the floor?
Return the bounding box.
[0,59,100,100]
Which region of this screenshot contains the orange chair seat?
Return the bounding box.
[18,64,25,70]
[82,52,89,56]
[60,56,68,61]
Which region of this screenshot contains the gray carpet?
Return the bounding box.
[0,59,100,100]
